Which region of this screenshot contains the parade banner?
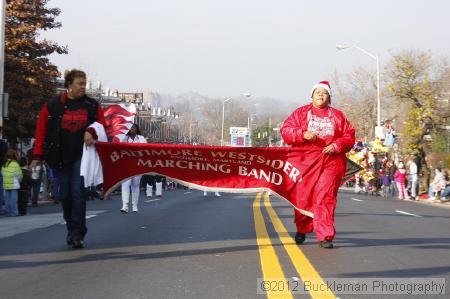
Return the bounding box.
[95,142,361,217]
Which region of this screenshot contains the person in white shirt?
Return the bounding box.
[408,158,418,200]
[120,124,147,213]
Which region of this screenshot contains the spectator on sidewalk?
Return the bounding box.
[440,179,450,202]
[408,157,418,200]
[40,163,50,202]
[387,160,398,197]
[394,161,409,200]
[18,157,32,215]
[2,149,23,217]
[0,127,8,215]
[30,161,42,207]
[380,169,390,198]
[428,167,447,201]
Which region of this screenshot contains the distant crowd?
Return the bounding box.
[348,139,449,202]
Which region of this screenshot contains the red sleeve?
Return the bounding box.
[85,105,105,140]
[333,114,356,154]
[33,104,49,160]
[280,108,305,145]
[96,105,106,126]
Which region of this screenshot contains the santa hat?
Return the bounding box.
[311,80,332,98]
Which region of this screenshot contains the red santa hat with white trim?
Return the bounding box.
[310,80,332,98]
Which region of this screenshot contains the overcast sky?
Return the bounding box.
[42,0,449,102]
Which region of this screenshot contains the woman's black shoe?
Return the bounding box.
[295,233,306,244]
[319,241,334,249]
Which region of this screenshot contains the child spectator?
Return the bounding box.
[394,161,409,200]
[380,169,391,198]
[1,149,23,216]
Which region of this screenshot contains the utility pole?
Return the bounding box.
[268,117,272,147]
[0,0,6,136]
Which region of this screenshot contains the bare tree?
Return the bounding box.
[198,98,250,145]
[331,67,378,141]
[384,50,449,191]
[385,50,448,154]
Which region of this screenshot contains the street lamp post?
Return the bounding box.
[336,44,381,136]
[220,93,252,146]
[0,0,6,134]
[189,115,192,143]
[189,107,201,144]
[221,97,232,146]
[247,100,259,147]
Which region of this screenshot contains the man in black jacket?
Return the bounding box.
[31,69,105,249]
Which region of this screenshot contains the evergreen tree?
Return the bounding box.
[4,0,67,142]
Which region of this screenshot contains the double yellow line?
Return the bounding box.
[253,192,335,299]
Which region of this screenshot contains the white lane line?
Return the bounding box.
[62,214,97,225]
[184,191,193,194]
[60,210,106,225]
[145,198,161,202]
[351,198,364,202]
[395,210,422,218]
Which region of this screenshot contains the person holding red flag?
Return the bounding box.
[280,81,355,249]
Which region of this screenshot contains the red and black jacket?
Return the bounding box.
[33,91,105,167]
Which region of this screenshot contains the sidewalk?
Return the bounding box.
[339,186,450,209]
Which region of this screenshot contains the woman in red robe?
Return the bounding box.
[280,81,355,249]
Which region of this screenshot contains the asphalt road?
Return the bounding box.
[0,189,448,299]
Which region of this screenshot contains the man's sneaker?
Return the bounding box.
[319,240,334,249]
[72,239,84,249]
[66,236,73,245]
[120,209,128,214]
[295,233,306,244]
